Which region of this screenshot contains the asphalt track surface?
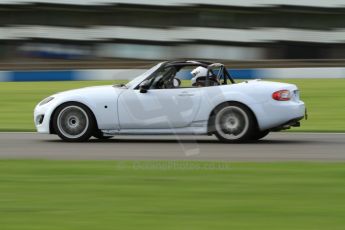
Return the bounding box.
[0,132,345,161]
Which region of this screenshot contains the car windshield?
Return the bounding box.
[123,63,163,89]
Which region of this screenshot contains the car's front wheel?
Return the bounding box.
[53,102,95,142]
[211,103,256,143]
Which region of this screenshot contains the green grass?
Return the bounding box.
[0,79,344,132]
[0,160,345,230]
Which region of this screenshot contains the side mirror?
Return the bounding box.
[139,80,150,93]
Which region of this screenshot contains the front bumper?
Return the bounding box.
[34,103,54,134]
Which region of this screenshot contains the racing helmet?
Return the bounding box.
[191,66,208,86]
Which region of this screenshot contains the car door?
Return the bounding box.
[117,87,202,129]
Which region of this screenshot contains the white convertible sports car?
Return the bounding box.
[34,60,306,142]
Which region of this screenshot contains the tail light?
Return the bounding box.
[272,90,291,101]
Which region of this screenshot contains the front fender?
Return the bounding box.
[34,89,120,134]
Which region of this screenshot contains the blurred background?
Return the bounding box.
[1,4,345,229]
[1,0,345,132]
[1,0,345,73]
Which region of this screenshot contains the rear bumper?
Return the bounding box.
[270,116,304,131]
[255,100,306,131]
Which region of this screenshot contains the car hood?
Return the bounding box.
[53,85,123,98]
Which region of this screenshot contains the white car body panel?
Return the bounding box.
[34,85,120,133]
[34,63,305,137]
[118,87,202,129]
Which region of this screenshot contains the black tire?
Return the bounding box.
[52,102,95,142]
[93,131,112,140]
[251,130,270,141]
[210,103,256,143]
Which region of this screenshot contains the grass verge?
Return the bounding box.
[0,160,345,230]
[0,79,344,132]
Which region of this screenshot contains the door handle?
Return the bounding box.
[178,92,194,96]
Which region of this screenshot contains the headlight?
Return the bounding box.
[39,97,54,106]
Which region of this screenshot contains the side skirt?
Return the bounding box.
[101,126,208,136]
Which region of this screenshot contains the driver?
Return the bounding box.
[191,66,219,87]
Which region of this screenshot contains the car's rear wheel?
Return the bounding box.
[211,103,256,143]
[53,102,95,142]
